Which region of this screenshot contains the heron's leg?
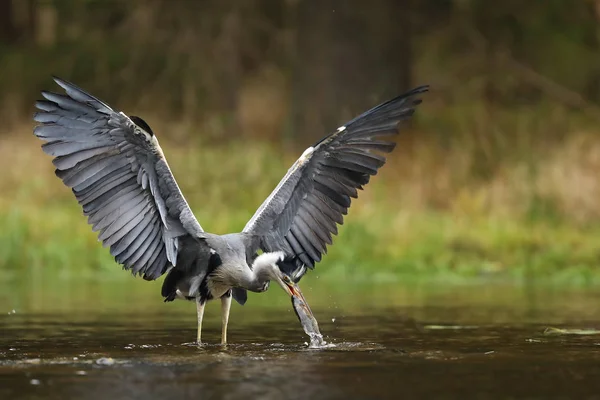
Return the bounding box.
[196,298,205,344]
[220,294,232,345]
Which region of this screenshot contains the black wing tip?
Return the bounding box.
[47,75,114,113]
[366,83,430,114]
[408,84,430,94]
[364,83,430,109]
[52,75,66,85]
[395,84,429,101]
[312,84,430,147]
[48,75,70,93]
[51,76,85,97]
[51,75,79,92]
[37,75,75,98]
[40,90,57,97]
[399,85,429,106]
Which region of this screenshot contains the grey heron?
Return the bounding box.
[33,77,428,344]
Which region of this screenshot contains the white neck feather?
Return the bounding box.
[252,251,285,271]
[248,251,285,284]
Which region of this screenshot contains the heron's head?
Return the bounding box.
[252,252,305,295]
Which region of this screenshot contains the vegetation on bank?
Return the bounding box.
[2,132,600,287]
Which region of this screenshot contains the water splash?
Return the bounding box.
[308,332,326,348]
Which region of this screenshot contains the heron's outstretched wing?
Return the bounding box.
[243,86,429,274]
[33,77,204,280]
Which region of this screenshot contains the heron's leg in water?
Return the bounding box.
[220,294,232,345]
[196,298,205,344]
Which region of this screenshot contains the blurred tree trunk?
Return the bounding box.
[289,0,413,144]
[588,0,600,102]
[0,0,17,44]
[35,1,57,47]
[373,0,413,95]
[2,0,39,45]
[218,3,241,118]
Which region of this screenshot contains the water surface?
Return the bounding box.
[2,278,600,399]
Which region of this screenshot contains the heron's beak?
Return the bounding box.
[276,276,308,308]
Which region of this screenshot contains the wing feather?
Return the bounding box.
[78,169,133,205]
[243,86,429,276]
[111,212,158,256]
[97,196,150,240]
[132,231,164,274]
[66,156,128,190]
[33,77,205,280]
[117,218,157,260]
[87,181,139,222]
[297,209,331,248]
[295,213,326,254]
[304,195,342,229]
[301,201,335,242]
[124,222,162,266]
[313,172,358,199]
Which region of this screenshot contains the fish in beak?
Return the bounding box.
[275,273,325,347]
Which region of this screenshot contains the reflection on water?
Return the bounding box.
[2,277,600,399]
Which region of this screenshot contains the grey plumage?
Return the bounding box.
[33,76,428,343]
[34,77,205,282]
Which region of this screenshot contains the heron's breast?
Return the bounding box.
[206,276,232,299]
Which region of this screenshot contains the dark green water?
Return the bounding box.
[2,277,600,399]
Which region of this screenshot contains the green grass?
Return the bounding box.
[3,204,600,286]
[2,135,600,288]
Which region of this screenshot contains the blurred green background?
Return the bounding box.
[1,0,600,292]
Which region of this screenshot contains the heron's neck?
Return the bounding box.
[242,251,285,291]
